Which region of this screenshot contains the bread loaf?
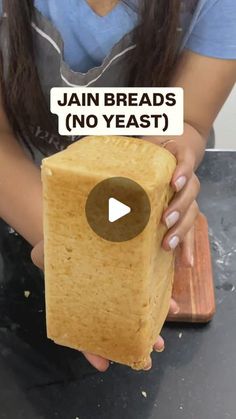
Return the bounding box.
[42,136,176,370]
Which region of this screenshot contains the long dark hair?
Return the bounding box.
[0,0,182,155]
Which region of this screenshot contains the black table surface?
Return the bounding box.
[0,150,236,419]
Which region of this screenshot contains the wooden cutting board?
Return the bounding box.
[167,213,216,323]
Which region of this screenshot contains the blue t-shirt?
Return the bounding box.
[2,0,236,73]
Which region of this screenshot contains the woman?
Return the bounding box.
[0,0,235,371]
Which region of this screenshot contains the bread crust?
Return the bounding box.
[42,136,176,369]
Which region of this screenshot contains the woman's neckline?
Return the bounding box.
[82,0,121,18]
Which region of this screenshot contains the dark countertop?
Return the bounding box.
[0,150,235,419]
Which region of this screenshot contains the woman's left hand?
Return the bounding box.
[143,135,201,266]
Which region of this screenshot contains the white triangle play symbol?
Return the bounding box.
[108,197,131,223]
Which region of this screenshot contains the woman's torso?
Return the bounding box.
[0,0,229,157]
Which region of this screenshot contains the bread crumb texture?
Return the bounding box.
[42,136,176,370]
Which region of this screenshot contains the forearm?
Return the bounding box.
[0,132,43,246]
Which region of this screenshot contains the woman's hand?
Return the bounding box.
[143,129,202,266]
[31,241,180,372]
[161,139,200,266]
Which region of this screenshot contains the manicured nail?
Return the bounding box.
[190,255,194,267]
[165,211,180,229]
[175,176,187,192]
[174,305,180,314]
[169,236,180,249]
[154,345,165,353]
[143,363,152,371]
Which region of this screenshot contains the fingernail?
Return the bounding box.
[165,211,180,229]
[154,345,165,353]
[168,236,180,249]
[190,255,194,267]
[174,305,180,315]
[175,176,187,192]
[143,363,152,371]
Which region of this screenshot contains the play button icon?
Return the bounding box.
[85,177,151,242]
[108,198,131,223]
